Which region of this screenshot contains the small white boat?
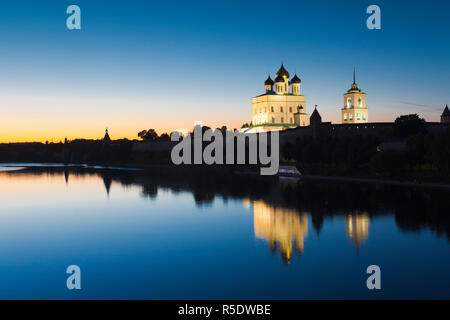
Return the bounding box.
[277,165,302,177]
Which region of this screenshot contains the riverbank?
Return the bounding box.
[300,174,450,190]
[3,161,450,190]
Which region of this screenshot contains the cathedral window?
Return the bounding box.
[344,113,347,121]
[349,114,353,120]
[290,117,293,123]
[363,114,366,120]
[358,97,362,107]
[281,117,284,123]
[289,107,292,112]
[280,106,283,112]
[271,106,274,112]
[347,97,351,108]
[271,117,275,123]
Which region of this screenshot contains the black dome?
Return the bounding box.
[291,73,301,84]
[264,75,274,85]
[275,63,290,79]
[274,75,285,83]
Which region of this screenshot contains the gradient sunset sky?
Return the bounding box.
[0,0,449,142]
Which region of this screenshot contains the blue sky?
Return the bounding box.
[0,0,449,141]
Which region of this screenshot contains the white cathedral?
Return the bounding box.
[249,64,369,131]
[251,64,309,131]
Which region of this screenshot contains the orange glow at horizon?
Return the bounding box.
[0,92,249,143]
[0,119,246,143]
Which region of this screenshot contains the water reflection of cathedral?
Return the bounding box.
[345,211,370,251]
[252,200,308,264]
[251,200,371,262]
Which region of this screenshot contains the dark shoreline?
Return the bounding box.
[300,174,450,190]
[2,162,450,190]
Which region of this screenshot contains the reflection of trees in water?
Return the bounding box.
[393,191,450,240]
[141,184,157,199]
[7,167,450,241]
[193,192,215,206]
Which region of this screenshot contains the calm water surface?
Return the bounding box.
[0,166,449,299]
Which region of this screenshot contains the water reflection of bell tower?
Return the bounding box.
[345,211,369,251]
[252,200,308,264]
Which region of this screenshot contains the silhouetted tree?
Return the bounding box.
[138,129,158,141]
[138,130,147,139]
[394,114,426,137]
[159,133,170,141]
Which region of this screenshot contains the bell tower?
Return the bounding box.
[341,69,368,124]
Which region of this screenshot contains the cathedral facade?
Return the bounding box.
[251,64,309,130]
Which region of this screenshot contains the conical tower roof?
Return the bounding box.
[310,106,321,122]
[103,129,111,142]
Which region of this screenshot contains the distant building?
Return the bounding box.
[103,128,111,143]
[250,63,309,132]
[341,69,368,124]
[441,105,450,123]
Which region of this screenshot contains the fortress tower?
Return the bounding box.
[341,69,368,124]
[441,105,450,123]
